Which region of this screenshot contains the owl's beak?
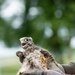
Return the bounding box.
[21,43,26,46]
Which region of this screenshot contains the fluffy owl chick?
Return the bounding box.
[17,37,48,75]
[16,37,67,75]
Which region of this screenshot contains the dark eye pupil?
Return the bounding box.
[26,39,28,41]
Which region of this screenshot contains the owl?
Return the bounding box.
[16,37,68,75]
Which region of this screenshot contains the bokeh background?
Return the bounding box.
[0,0,75,75]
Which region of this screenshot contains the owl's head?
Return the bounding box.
[20,37,34,49]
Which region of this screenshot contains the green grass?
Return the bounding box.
[1,65,20,75]
[0,57,21,75]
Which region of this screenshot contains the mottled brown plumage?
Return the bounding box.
[16,37,70,75]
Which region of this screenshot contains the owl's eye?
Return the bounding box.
[24,38,29,42]
[26,39,29,41]
[29,39,31,41]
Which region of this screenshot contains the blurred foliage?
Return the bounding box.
[0,0,75,62]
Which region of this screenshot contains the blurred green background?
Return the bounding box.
[0,0,75,75]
